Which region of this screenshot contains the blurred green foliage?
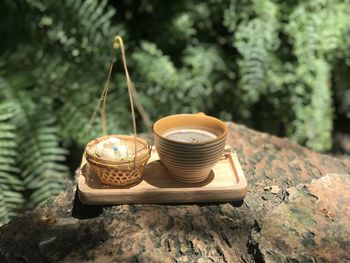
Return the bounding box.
[0,0,349,224]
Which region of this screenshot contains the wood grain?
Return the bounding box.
[78,147,247,204]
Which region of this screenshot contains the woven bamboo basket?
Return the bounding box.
[83,36,152,187]
[85,135,151,186]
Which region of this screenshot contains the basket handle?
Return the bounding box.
[84,36,142,168]
[114,36,138,166]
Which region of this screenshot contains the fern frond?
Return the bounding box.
[18,115,68,205]
[132,41,230,116]
[133,42,179,87]
[285,3,340,151]
[0,102,24,225]
[59,92,102,144]
[232,0,280,110]
[25,0,117,60]
[286,62,333,151]
[180,45,227,111]
[132,42,181,116]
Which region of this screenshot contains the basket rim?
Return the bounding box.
[85,134,151,164]
[86,151,150,168]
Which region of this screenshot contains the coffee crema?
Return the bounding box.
[164,128,217,143]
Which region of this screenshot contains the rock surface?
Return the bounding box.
[0,122,349,263]
[251,174,350,262]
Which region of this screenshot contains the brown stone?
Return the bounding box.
[252,174,350,262]
[0,122,349,262]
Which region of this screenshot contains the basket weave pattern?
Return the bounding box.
[90,159,149,186]
[85,135,151,186]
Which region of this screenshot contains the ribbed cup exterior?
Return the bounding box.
[153,114,227,183]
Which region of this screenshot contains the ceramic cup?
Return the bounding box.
[153,113,228,183]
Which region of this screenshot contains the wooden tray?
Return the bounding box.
[77,147,247,204]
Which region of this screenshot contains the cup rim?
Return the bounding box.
[153,113,228,145]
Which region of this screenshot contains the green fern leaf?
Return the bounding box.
[18,115,69,205]
[232,0,280,111]
[0,102,24,225]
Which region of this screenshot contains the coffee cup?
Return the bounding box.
[153,113,227,183]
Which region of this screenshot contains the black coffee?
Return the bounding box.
[164,129,217,143]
